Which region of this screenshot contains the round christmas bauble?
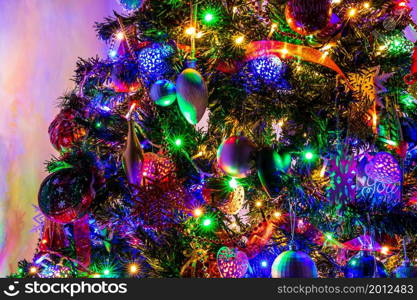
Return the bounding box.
[257,148,291,198]
[117,0,144,12]
[285,0,332,36]
[176,68,208,125]
[38,168,95,224]
[393,261,417,278]
[137,43,174,86]
[364,152,401,184]
[271,250,318,278]
[49,108,87,152]
[202,177,245,215]
[150,79,176,107]
[344,251,388,278]
[217,246,249,278]
[217,136,255,178]
[247,55,283,83]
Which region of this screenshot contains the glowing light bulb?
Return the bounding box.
[129,263,139,275]
[103,269,110,276]
[175,138,183,147]
[332,0,342,4]
[273,211,282,218]
[109,50,117,58]
[193,208,203,217]
[280,48,289,56]
[255,201,262,208]
[116,31,124,40]
[203,218,212,227]
[92,273,101,278]
[185,27,196,35]
[380,246,389,255]
[261,260,268,267]
[234,35,245,45]
[348,8,357,17]
[29,266,38,274]
[204,13,213,23]
[304,151,314,160]
[325,233,333,240]
[41,239,48,244]
[229,177,239,189]
[196,31,204,39]
[363,2,370,9]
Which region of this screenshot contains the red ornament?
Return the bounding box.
[38,168,94,224]
[38,168,95,266]
[49,109,87,152]
[285,0,332,36]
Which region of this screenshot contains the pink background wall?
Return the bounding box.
[0,0,120,276]
[0,0,416,277]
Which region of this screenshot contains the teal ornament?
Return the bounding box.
[344,251,388,278]
[393,260,417,278]
[271,249,318,278]
[150,80,176,107]
[176,68,208,125]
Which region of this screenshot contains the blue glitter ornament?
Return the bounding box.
[248,55,283,82]
[344,251,388,278]
[137,43,174,86]
[118,0,144,12]
[235,55,290,93]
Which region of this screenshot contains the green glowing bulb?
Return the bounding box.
[95,121,103,129]
[325,233,333,240]
[304,151,314,160]
[201,8,219,25]
[203,218,212,227]
[103,269,110,276]
[204,13,214,22]
[229,177,238,189]
[175,138,183,147]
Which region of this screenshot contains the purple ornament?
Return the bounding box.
[217,136,255,178]
[365,152,401,184]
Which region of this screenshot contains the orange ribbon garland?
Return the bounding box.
[245,40,350,82]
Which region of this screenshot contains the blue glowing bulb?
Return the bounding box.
[109,50,117,58]
[261,260,268,268]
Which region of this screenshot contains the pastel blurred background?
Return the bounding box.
[0,0,416,277]
[0,0,120,276]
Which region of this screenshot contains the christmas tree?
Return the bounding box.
[11,0,417,278]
